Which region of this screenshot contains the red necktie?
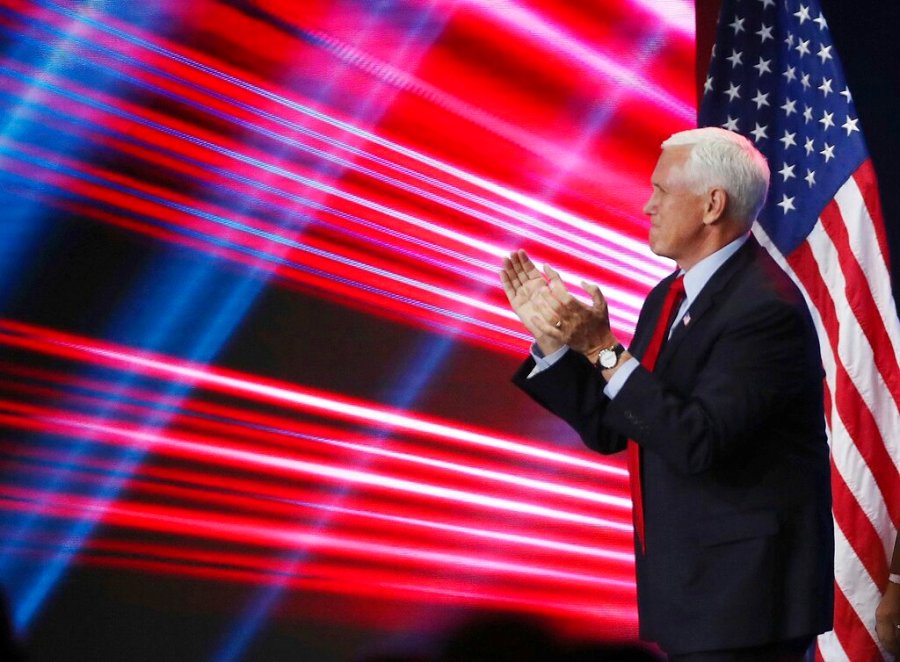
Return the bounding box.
[628,274,685,554]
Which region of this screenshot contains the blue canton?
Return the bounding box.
[699,0,869,255]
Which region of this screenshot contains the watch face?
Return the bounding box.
[599,349,617,369]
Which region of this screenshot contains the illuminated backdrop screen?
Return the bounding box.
[0,0,695,659]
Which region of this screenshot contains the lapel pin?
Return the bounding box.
[682,313,691,326]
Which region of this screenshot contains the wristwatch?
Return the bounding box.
[595,343,625,370]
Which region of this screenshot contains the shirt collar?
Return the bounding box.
[680,234,749,306]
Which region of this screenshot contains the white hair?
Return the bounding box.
[662,127,770,226]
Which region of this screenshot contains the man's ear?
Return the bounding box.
[703,187,728,225]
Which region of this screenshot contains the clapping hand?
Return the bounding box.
[499,250,564,355]
[500,250,617,359]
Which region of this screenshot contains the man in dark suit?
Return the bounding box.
[500,128,833,660]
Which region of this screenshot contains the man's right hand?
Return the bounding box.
[499,250,564,355]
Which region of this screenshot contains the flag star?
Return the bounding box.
[730,16,746,34]
[794,4,811,24]
[726,49,743,67]
[704,75,714,94]
[779,163,796,181]
[725,82,741,101]
[781,98,798,116]
[780,130,797,149]
[804,137,815,155]
[821,143,835,162]
[814,12,828,29]
[722,116,740,131]
[840,87,852,103]
[795,39,811,57]
[803,105,814,123]
[800,73,811,90]
[784,32,795,48]
[752,90,770,109]
[819,110,835,130]
[750,123,768,142]
[754,57,772,75]
[756,23,774,42]
[842,116,860,135]
[805,169,816,186]
[759,0,775,8]
[819,77,833,96]
[783,65,797,82]
[777,194,796,213]
[817,44,833,63]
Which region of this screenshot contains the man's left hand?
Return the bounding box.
[530,264,617,357]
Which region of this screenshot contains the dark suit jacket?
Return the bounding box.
[514,238,834,655]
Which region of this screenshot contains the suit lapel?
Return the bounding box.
[654,238,759,372]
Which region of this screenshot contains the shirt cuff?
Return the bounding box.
[527,344,569,378]
[602,357,639,398]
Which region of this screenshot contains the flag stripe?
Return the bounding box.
[802,216,900,523]
[791,232,894,536]
[852,159,892,273]
[822,195,900,418]
[839,168,900,407]
[832,584,879,661]
[815,211,900,523]
[815,618,849,662]
[831,525,884,660]
[783,238,888,581]
[798,219,897,521]
[785,233,883,504]
[816,630,850,662]
[831,464,887,595]
[785,233,893,660]
[803,220,900,478]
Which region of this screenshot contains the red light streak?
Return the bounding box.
[5,0,676,267]
[0,402,631,533]
[0,317,638,624]
[0,0,696,641]
[0,483,632,592]
[441,0,694,121]
[0,319,636,548]
[0,366,633,536]
[0,320,630,478]
[0,434,639,625]
[0,72,651,342]
[0,534,637,637]
[0,1,691,363]
[0,439,633,566]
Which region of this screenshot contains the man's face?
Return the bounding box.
[643,146,708,266]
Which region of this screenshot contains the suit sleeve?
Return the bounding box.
[513,348,628,455]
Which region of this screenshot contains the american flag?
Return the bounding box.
[699,0,900,659]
